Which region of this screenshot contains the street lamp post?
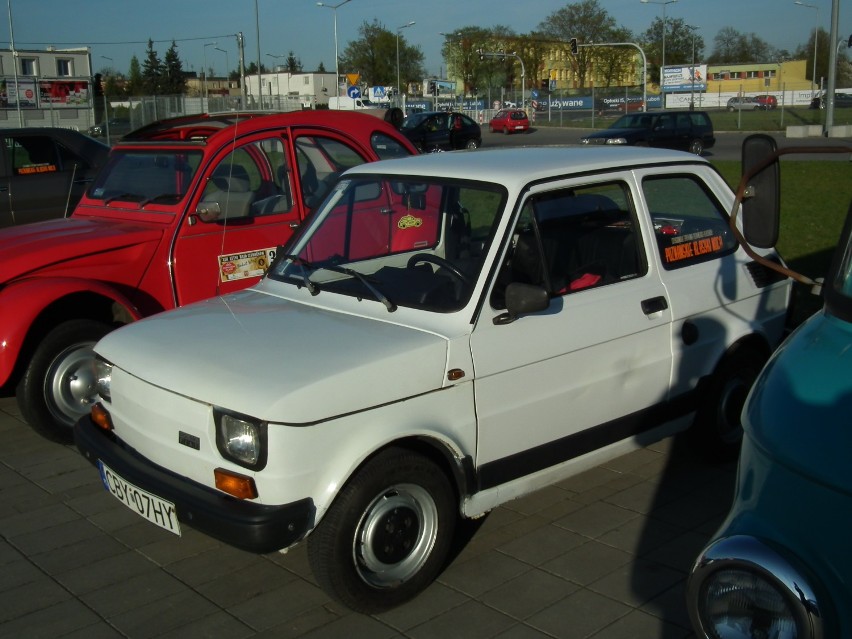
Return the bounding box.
[203,42,217,111]
[396,21,415,104]
[215,47,230,87]
[687,25,699,109]
[640,0,678,97]
[317,0,352,104]
[794,0,820,98]
[7,0,23,126]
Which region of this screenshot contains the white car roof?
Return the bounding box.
[347,146,707,188]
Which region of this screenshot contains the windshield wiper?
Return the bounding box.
[280,254,320,295]
[104,192,143,205]
[139,193,183,207]
[319,263,397,312]
[280,255,396,312]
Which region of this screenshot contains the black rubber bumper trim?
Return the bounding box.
[74,415,315,554]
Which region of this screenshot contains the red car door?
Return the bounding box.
[171,128,379,305]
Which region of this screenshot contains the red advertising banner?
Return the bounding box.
[38,79,91,106]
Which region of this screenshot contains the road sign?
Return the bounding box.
[347,85,361,99]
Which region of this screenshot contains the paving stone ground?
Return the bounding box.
[0,394,726,638]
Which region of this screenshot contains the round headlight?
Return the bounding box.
[688,536,823,639]
[697,568,801,638]
[94,357,113,403]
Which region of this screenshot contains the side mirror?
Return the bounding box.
[741,134,780,248]
[195,201,222,223]
[493,282,550,325]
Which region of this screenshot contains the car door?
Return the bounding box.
[469,176,673,486]
[171,129,376,305]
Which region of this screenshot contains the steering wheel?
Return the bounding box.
[407,253,470,285]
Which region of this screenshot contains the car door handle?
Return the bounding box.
[641,296,668,315]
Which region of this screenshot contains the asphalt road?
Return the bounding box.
[481,122,852,161]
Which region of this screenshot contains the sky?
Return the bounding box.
[3,0,848,80]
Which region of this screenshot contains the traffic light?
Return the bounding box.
[570,38,578,55]
[541,78,549,92]
[428,81,436,96]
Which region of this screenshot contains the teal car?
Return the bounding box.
[687,136,852,639]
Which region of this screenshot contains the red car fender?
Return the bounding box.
[0,277,145,385]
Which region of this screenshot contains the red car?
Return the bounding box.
[0,110,417,440]
[489,109,530,134]
[754,94,778,109]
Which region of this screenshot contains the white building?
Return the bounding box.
[0,47,95,130]
[244,71,339,109]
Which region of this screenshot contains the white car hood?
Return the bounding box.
[96,290,450,424]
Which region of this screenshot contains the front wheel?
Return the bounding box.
[307,448,456,613]
[16,319,113,442]
[690,345,767,461]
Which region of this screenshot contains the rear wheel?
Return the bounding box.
[465,139,479,150]
[690,345,767,461]
[688,139,704,155]
[307,448,456,613]
[16,319,113,442]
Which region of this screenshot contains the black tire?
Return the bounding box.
[465,139,479,150]
[502,126,510,135]
[688,139,704,156]
[16,319,112,442]
[690,345,767,461]
[307,448,456,613]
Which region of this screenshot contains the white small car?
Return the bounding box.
[76,146,791,613]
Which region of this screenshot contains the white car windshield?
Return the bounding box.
[269,175,506,313]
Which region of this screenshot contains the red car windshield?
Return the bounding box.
[88,149,204,206]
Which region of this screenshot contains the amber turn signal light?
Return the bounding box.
[214,468,258,500]
[90,403,114,432]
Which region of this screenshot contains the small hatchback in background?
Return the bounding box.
[754,94,778,109]
[489,108,530,134]
[727,96,762,111]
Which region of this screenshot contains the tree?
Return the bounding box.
[794,27,835,87]
[126,55,144,96]
[707,27,777,64]
[339,19,425,87]
[536,0,621,89]
[443,27,497,96]
[244,61,268,75]
[594,26,638,89]
[285,51,303,73]
[640,18,705,84]
[141,39,164,94]
[162,41,186,95]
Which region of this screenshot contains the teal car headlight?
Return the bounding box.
[214,409,267,470]
[94,357,113,403]
[688,536,823,639]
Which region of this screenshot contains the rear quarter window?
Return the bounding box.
[643,174,737,269]
[371,132,413,160]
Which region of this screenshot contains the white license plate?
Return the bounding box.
[98,461,181,536]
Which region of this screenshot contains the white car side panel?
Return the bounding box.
[471,273,673,466]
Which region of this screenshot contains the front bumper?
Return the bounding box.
[75,415,315,554]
